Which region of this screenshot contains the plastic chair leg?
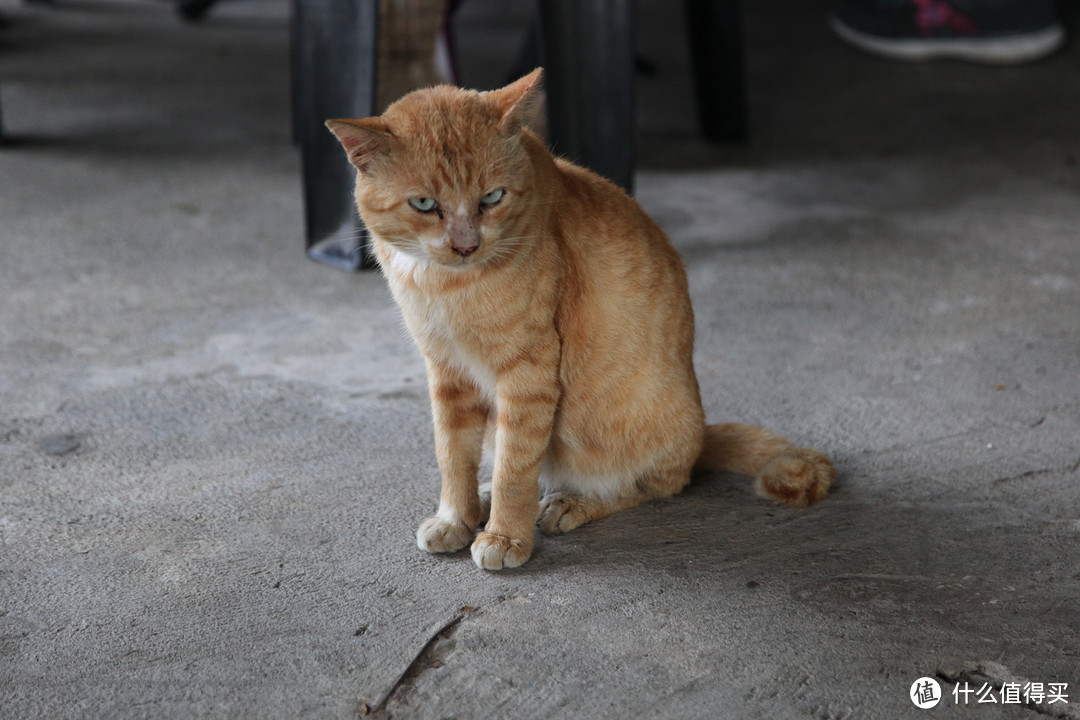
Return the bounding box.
[537,0,636,193]
[685,0,747,142]
[293,0,379,270]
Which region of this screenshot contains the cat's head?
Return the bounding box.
[327,69,545,269]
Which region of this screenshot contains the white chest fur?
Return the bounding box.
[384,252,498,405]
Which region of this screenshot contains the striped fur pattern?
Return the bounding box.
[327,69,834,570]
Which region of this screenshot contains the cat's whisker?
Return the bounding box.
[327,227,369,242]
[496,234,552,243]
[372,235,419,244]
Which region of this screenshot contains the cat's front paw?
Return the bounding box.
[538,493,590,535]
[470,531,532,570]
[756,448,834,507]
[417,516,475,553]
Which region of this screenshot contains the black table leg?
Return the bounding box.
[685,0,747,142]
[293,0,379,270]
[537,0,636,193]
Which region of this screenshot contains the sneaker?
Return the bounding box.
[829,0,1066,63]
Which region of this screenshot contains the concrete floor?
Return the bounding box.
[2,0,1079,718]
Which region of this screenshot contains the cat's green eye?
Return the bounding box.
[409,197,438,213]
[479,189,505,207]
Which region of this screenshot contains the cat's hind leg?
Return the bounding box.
[538,493,642,534]
[537,467,692,535]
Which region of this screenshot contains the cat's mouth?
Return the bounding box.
[441,252,482,268]
[386,238,498,271]
[388,242,482,272]
[427,242,488,268]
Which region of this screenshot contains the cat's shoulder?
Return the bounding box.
[553,157,636,209]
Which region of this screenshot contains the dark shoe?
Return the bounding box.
[829,0,1065,63]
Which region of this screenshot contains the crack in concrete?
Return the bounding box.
[938,661,1079,719]
[995,457,1080,485]
[360,605,479,718]
[994,468,1057,486]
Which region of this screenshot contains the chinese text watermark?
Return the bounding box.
[911,677,1070,709]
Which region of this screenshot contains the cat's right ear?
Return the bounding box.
[325,118,393,173]
[489,67,544,134]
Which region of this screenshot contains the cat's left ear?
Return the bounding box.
[488,67,544,134]
[325,117,393,173]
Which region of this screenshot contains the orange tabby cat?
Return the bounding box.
[327,69,834,571]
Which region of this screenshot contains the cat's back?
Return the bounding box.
[545,151,696,393]
[548,155,690,314]
[541,153,703,477]
[552,156,683,270]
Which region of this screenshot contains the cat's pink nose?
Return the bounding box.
[447,217,480,257]
[451,241,478,257]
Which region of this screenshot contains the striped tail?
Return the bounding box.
[695,423,834,507]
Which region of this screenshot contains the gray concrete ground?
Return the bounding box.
[2,0,1079,718]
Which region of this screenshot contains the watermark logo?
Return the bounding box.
[953,681,1069,706]
[910,676,1070,709]
[911,677,942,709]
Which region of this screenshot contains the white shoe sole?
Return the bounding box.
[829,15,1066,64]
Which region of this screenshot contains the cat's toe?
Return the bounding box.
[756,449,835,507]
[470,531,532,570]
[538,493,589,535]
[417,516,475,553]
